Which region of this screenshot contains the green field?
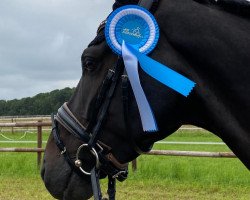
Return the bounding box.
[0,130,249,200]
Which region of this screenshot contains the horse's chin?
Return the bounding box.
[41,154,93,200]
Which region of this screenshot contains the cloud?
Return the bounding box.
[0,0,113,100]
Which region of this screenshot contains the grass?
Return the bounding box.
[0,130,249,199]
[0,177,53,200]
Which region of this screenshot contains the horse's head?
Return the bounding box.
[41,3,193,200]
[42,0,250,199]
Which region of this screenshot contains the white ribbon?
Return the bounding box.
[122,41,158,132]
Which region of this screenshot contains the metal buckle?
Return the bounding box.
[121,74,128,78]
[60,147,67,155]
[109,69,115,74]
[112,170,128,179]
[74,143,100,176]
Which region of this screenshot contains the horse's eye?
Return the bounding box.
[83,57,96,71]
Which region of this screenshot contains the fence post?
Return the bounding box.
[11,118,14,134]
[132,159,137,171]
[37,120,42,169]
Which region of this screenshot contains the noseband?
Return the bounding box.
[51,1,159,199]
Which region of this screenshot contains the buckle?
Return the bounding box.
[60,147,67,155]
[112,170,128,181]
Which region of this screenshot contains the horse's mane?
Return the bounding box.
[196,0,250,7]
[194,0,250,17]
[113,0,250,17]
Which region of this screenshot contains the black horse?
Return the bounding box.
[41,0,250,199]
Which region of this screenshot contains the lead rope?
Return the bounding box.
[107,176,116,200]
[91,169,103,200]
[91,173,116,200]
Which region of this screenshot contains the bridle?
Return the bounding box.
[51,0,159,199]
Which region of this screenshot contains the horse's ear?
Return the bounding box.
[113,0,139,10]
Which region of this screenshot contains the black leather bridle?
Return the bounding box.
[51,1,159,199]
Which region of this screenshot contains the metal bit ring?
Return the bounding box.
[75,143,100,176]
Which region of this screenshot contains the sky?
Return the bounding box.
[0,0,113,100]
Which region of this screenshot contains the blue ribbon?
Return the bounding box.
[122,41,195,132]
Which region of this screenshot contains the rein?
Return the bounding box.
[51,0,158,199]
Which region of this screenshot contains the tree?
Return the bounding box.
[0,87,75,116]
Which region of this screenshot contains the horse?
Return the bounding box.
[41,0,250,199]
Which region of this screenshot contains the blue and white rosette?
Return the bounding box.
[105,5,195,132]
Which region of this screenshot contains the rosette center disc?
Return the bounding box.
[116,15,149,48]
[105,5,159,55]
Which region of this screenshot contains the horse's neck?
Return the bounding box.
[181,44,250,169]
[157,0,250,168]
[185,70,250,168]
[189,18,250,169]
